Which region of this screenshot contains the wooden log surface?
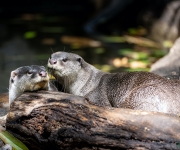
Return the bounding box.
[4,91,180,150]
[0,93,9,129]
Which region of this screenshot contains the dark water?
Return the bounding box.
[0,13,159,93]
[0,14,107,93]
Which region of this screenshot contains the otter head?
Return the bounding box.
[9,65,49,105]
[47,52,83,80]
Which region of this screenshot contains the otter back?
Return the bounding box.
[48,51,180,115]
[86,72,180,115]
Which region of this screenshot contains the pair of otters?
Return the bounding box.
[9,51,180,115]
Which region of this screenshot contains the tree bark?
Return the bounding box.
[0,93,9,127]
[5,91,180,150]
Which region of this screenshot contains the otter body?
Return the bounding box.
[48,52,180,115]
[9,65,57,105]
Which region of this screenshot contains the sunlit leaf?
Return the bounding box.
[124,35,160,48]
[128,28,138,35]
[24,31,36,39]
[124,68,150,72]
[71,43,81,49]
[140,60,150,64]
[118,49,149,60]
[112,57,128,68]
[127,27,147,36]
[100,36,126,43]
[94,64,114,72]
[118,49,133,56]
[129,61,147,68]
[100,35,160,48]
[61,36,101,48]
[0,131,29,150]
[163,40,173,48]
[136,52,149,60]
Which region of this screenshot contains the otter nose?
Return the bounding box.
[49,58,57,65]
[39,71,47,77]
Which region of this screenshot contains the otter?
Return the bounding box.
[9,65,57,105]
[48,51,180,115]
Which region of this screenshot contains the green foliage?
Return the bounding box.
[94,64,115,72]
[152,49,168,58]
[162,40,173,48]
[0,131,29,150]
[24,31,37,39]
[100,36,125,43]
[118,49,149,60]
[128,28,139,35]
[94,48,105,54]
[124,68,150,72]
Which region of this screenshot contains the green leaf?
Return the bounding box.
[94,48,105,54]
[24,31,37,39]
[0,131,29,150]
[118,49,149,60]
[118,49,133,56]
[124,68,150,72]
[128,28,138,35]
[152,49,167,58]
[100,36,126,43]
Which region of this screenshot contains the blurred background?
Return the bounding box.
[0,0,179,93]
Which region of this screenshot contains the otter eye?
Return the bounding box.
[62,58,68,62]
[27,71,33,75]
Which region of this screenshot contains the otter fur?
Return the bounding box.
[48,51,180,115]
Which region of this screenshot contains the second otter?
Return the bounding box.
[9,65,57,105]
[48,52,180,115]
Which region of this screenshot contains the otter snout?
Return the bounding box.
[49,58,57,65]
[39,71,47,77]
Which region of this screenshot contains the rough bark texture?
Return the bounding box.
[0,93,9,116]
[0,93,9,128]
[5,91,180,150]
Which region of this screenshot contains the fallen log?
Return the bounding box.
[0,93,9,129]
[5,91,180,150]
[0,93,9,116]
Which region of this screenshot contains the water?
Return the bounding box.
[0,13,159,93]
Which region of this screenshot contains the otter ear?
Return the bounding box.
[77,58,81,62]
[77,58,81,63]
[11,71,17,78]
